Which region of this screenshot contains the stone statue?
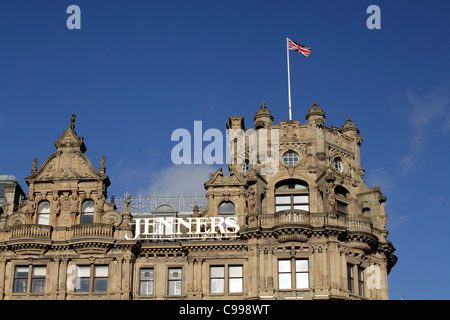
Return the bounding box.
[31,158,38,173]
[69,113,76,129]
[2,198,10,214]
[326,182,336,212]
[123,194,131,214]
[51,195,60,215]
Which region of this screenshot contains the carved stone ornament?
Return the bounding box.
[7,212,27,227]
[102,210,123,227]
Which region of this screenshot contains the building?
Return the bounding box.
[0,104,397,300]
[0,175,27,214]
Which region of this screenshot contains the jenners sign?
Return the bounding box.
[125,217,240,240]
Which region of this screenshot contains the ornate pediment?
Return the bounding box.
[204,168,245,188]
[25,114,109,185]
[26,151,106,183]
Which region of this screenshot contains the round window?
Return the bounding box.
[282,151,299,166]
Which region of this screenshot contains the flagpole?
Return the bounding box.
[286,37,292,120]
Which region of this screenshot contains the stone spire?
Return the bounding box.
[305,100,325,127]
[254,102,274,129]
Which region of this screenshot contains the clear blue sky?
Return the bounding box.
[1,0,449,300]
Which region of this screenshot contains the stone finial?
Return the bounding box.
[31,158,38,174]
[342,116,359,134]
[254,101,274,128]
[123,194,131,214]
[305,100,325,126]
[69,113,76,130]
[100,155,106,174]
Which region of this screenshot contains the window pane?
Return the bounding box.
[32,279,46,293]
[77,266,91,277]
[210,278,225,293]
[293,205,309,211]
[37,213,50,225]
[82,200,95,213]
[210,266,224,278]
[14,279,27,293]
[140,269,153,281]
[169,268,182,280]
[94,278,108,292]
[169,280,182,295]
[278,260,291,273]
[38,201,50,214]
[15,266,29,278]
[279,274,291,289]
[275,196,291,204]
[276,205,291,211]
[229,266,243,278]
[229,278,243,293]
[296,273,309,289]
[81,213,94,224]
[77,278,90,292]
[293,195,309,203]
[95,266,108,277]
[219,202,235,214]
[282,152,299,165]
[295,260,308,272]
[140,281,153,295]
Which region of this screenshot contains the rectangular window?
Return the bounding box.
[276,195,309,212]
[347,264,354,293]
[168,268,182,295]
[139,268,154,295]
[14,266,29,293]
[76,266,91,292]
[358,267,364,296]
[278,260,292,289]
[31,266,47,293]
[14,266,46,294]
[228,265,243,293]
[75,265,108,293]
[295,259,309,289]
[278,259,309,290]
[210,265,243,294]
[210,266,225,293]
[93,266,108,292]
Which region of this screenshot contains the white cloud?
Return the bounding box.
[142,164,222,196]
[400,87,450,174]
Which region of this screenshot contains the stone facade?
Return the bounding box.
[0,104,397,300]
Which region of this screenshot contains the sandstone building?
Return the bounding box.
[0,103,397,300]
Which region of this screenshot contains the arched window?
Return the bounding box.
[275,180,309,212]
[218,201,235,219]
[81,200,94,224]
[37,201,50,225]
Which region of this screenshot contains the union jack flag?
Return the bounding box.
[287,38,311,57]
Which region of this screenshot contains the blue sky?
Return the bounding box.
[1,0,450,299]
